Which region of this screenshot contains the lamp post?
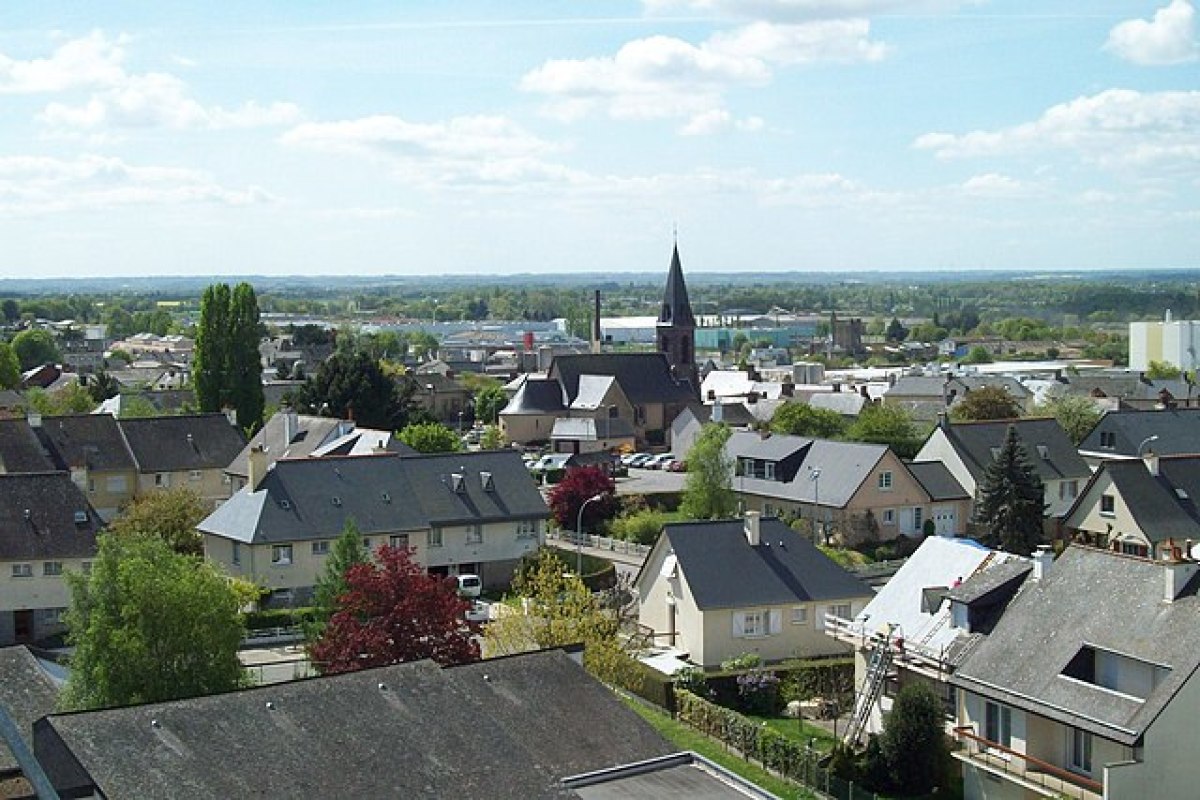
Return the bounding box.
[1138,434,1159,457]
[808,466,822,543]
[576,493,605,576]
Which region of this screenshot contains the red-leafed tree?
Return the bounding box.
[547,465,619,532]
[310,545,479,674]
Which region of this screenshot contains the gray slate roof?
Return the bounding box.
[35,414,134,472]
[503,376,568,414]
[1078,408,1200,457]
[35,649,673,799]
[551,354,694,406]
[661,517,871,610]
[952,546,1200,745]
[199,449,549,545]
[907,461,969,501]
[1080,457,1200,543]
[0,419,54,473]
[0,646,59,773]
[727,431,891,508]
[657,244,696,329]
[938,417,1089,484]
[944,558,1032,606]
[119,414,247,474]
[226,412,345,478]
[1062,373,1191,404]
[0,473,101,561]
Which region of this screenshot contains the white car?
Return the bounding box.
[465,600,491,623]
[456,574,482,598]
[645,453,677,469]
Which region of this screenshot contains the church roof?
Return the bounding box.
[657,244,695,329]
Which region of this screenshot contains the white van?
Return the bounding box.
[456,574,482,598]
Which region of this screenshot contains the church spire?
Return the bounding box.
[656,241,698,394]
[658,243,695,328]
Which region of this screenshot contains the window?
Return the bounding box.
[913,507,923,530]
[311,541,330,556]
[517,520,539,539]
[106,475,127,493]
[1100,430,1116,449]
[1100,494,1116,516]
[466,526,483,545]
[11,564,32,578]
[740,611,764,637]
[43,562,63,577]
[428,529,443,548]
[791,606,808,625]
[878,471,893,490]
[362,537,371,549]
[829,603,852,621]
[1070,728,1093,773]
[1060,480,1079,501]
[271,545,293,566]
[1120,540,1149,557]
[390,534,409,549]
[155,473,170,488]
[984,701,1012,749]
[189,470,202,482]
[734,610,781,638]
[231,542,241,566]
[882,509,895,525]
[81,561,92,575]
[88,478,95,493]
[764,462,776,481]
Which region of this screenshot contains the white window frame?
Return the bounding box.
[155,473,170,488]
[428,529,443,548]
[764,462,776,481]
[189,469,203,482]
[466,525,483,545]
[882,509,895,525]
[43,562,63,577]
[878,471,893,491]
[516,520,538,539]
[791,606,808,625]
[311,541,330,556]
[741,611,764,637]
[271,545,293,566]
[11,563,32,578]
[1100,494,1116,516]
[390,534,410,549]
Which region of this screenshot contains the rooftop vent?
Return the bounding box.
[23,509,31,521]
[1036,444,1049,460]
[332,496,342,507]
[73,510,88,524]
[280,499,292,510]
[481,471,494,492]
[451,473,466,493]
[381,491,391,503]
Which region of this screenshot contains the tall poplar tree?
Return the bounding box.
[194,282,263,433]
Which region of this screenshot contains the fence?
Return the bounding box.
[546,529,651,560]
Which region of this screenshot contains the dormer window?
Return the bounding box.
[451,473,465,493]
[1036,445,1049,460]
[1099,430,1116,449]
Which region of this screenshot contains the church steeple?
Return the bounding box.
[657,242,698,392]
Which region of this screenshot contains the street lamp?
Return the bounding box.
[1138,434,1159,457]
[808,466,822,543]
[576,493,605,576]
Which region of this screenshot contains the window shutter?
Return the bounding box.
[768,610,782,635]
[732,613,745,637]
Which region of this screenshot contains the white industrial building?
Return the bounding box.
[1129,312,1200,372]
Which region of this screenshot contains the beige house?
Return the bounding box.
[0,473,101,645]
[117,414,247,509]
[951,545,1200,800]
[635,513,872,668]
[30,413,138,521]
[728,431,971,544]
[199,448,549,605]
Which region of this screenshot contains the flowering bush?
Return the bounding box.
[737,667,781,715]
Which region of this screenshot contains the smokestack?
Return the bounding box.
[592,290,602,354]
[523,330,535,353]
[248,445,268,491]
[744,510,761,546]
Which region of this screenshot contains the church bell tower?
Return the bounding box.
[656,242,698,392]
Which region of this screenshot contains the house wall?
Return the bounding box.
[915,429,977,499]
[135,468,234,509]
[844,451,935,538]
[637,542,704,657]
[1062,471,1147,550]
[1106,666,1200,799]
[500,413,557,445]
[75,468,137,521]
[697,598,863,668]
[0,556,91,645]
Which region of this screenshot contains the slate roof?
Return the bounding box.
[226,412,345,478]
[952,546,1200,745]
[550,354,694,406]
[808,392,868,417]
[937,417,1089,484]
[198,449,549,545]
[0,418,54,473]
[885,376,946,399]
[1062,373,1191,404]
[0,646,59,773]
[35,649,674,800]
[551,417,636,441]
[944,558,1032,606]
[657,244,696,328]
[660,517,871,610]
[1075,457,1200,543]
[119,414,247,474]
[503,376,568,414]
[907,461,969,501]
[1078,407,1200,458]
[0,473,101,561]
[727,431,891,508]
[35,414,134,472]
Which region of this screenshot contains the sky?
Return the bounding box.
[0,1,1197,279]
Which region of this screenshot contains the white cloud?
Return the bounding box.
[521,20,884,125]
[914,89,1200,172]
[1105,0,1199,66]
[281,114,574,188]
[0,154,272,215]
[960,173,1034,198]
[678,108,765,134]
[0,30,126,94]
[642,0,963,23]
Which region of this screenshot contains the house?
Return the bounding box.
[31,648,701,799]
[0,645,59,786]
[823,536,1030,739]
[668,402,757,460]
[118,414,247,507]
[198,449,549,605]
[1076,407,1200,468]
[413,371,473,426]
[0,418,55,474]
[0,473,101,645]
[498,375,568,445]
[225,408,412,492]
[914,416,1090,519]
[636,513,872,668]
[951,544,1200,800]
[883,374,1033,421]
[1061,455,1200,557]
[32,413,138,521]
[550,415,636,455]
[1059,371,1194,412]
[727,430,970,543]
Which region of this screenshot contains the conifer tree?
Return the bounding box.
[974,424,1045,553]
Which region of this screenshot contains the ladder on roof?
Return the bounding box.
[844,639,894,747]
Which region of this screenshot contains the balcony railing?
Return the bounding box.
[952,726,1104,800]
[823,615,955,679]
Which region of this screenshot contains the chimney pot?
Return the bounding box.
[744,510,761,546]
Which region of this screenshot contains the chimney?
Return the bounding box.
[744,510,761,546]
[283,405,298,444]
[592,290,602,354]
[1031,545,1054,581]
[936,411,949,431]
[1163,553,1199,603]
[247,445,268,491]
[26,411,41,429]
[1144,450,1160,477]
[747,391,759,405]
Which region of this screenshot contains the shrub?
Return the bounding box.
[674,665,709,697]
[720,651,762,671]
[737,668,782,715]
[609,509,667,544]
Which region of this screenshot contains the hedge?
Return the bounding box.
[676,689,812,781]
[243,607,316,631]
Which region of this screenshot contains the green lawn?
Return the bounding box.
[623,697,819,800]
[746,714,839,752]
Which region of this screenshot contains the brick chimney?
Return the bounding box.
[744,510,761,546]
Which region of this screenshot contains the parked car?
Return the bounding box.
[456,574,482,598]
[648,453,677,469]
[665,459,687,472]
[620,453,640,466]
[628,453,654,468]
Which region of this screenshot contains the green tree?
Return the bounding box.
[306,520,369,645]
[194,282,263,433]
[846,403,922,459]
[877,683,946,795]
[680,423,735,520]
[474,384,508,425]
[771,402,848,438]
[961,345,993,364]
[85,369,119,403]
[193,282,231,412]
[975,424,1045,553]
[62,535,247,710]
[106,487,208,556]
[479,424,504,450]
[117,394,160,419]
[25,383,96,415]
[0,342,19,389]
[885,317,908,342]
[398,421,462,453]
[11,328,61,370]
[950,385,1022,422]
[1035,392,1102,446]
[1146,359,1182,380]
[1,299,19,324]
[296,350,417,431]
